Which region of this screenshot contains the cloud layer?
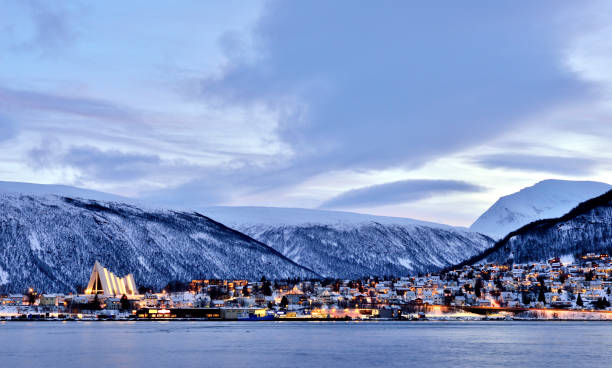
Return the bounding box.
[475,154,600,176]
[202,1,592,180]
[1,1,611,225]
[320,179,484,209]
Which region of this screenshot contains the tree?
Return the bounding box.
[607,287,611,296]
[262,281,273,296]
[593,297,610,310]
[120,294,130,311]
[576,293,584,308]
[521,292,531,306]
[242,286,250,297]
[91,294,101,310]
[280,296,288,309]
[26,289,37,306]
[474,278,483,298]
[538,286,546,304]
[208,286,219,300]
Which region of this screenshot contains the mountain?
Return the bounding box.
[470,179,612,239]
[203,206,461,228]
[453,189,612,268]
[202,206,495,278]
[0,194,318,293]
[0,181,132,203]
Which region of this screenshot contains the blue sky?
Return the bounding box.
[1,0,611,225]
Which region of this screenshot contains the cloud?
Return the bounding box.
[200,1,595,187]
[320,179,484,209]
[0,114,18,142]
[474,153,600,176]
[27,144,169,182]
[4,0,80,54]
[61,146,163,181]
[0,86,135,121]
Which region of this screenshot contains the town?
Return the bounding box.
[1,254,611,321]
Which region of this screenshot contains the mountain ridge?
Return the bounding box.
[448,188,612,271]
[0,193,319,293]
[470,179,612,239]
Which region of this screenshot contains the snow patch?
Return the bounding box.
[29,232,41,252]
[397,257,413,270]
[0,265,9,285]
[137,256,151,272]
[190,232,218,244]
[560,254,575,266]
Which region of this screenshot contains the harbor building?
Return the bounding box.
[84,261,137,296]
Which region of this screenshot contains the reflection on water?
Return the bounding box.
[0,321,610,368]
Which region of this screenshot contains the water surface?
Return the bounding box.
[0,321,610,367]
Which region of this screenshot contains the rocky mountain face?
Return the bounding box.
[202,207,495,278]
[470,179,611,239]
[0,194,318,293]
[455,189,612,268]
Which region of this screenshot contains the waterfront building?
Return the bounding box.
[84,261,137,296]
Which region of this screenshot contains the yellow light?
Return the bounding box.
[148,309,158,314]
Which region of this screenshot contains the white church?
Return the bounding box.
[84,261,138,296]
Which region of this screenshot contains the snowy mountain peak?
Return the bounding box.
[201,206,459,230]
[0,181,132,203]
[470,179,612,239]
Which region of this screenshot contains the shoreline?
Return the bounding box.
[2,317,612,322]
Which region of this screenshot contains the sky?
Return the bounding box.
[1,0,612,226]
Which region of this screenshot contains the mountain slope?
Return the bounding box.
[202,207,494,278]
[470,179,612,239]
[203,206,461,228]
[0,180,132,203]
[0,194,318,293]
[453,189,612,268]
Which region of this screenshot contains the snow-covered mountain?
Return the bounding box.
[0,194,318,293]
[457,189,612,266]
[202,207,494,278]
[203,206,460,228]
[470,179,612,239]
[0,181,132,203]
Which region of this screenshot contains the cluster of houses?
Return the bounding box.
[1,254,611,320]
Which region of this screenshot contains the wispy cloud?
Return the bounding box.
[320,179,485,209]
[7,0,80,54]
[474,153,599,176]
[201,1,594,182]
[0,114,18,142]
[0,86,135,121]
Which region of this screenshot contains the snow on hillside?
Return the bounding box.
[0,181,131,203]
[0,183,493,284]
[470,179,612,239]
[479,190,612,265]
[202,206,494,278]
[202,206,458,229]
[0,193,318,293]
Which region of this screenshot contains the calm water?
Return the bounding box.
[0,321,610,367]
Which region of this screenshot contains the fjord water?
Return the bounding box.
[1,321,610,367]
